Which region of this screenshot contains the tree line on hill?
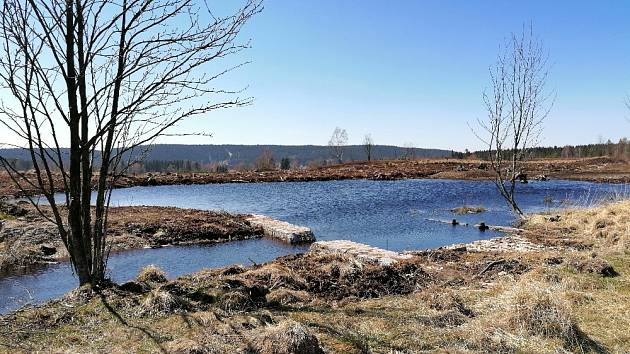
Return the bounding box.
[2,139,627,173]
[470,138,629,160]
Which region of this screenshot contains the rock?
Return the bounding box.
[309,240,411,266]
[246,215,315,244]
[40,244,57,256]
[549,215,561,222]
[514,173,528,183]
[478,222,489,231]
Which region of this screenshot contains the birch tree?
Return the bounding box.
[478,25,553,217]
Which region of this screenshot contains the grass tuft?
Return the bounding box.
[137,289,189,317]
[136,264,168,284]
[450,205,487,214]
[253,320,325,354]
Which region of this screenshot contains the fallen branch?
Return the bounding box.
[477,259,506,277]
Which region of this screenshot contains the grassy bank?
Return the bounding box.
[0,201,628,353]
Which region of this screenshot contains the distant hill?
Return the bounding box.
[142,144,451,166]
[0,144,453,171]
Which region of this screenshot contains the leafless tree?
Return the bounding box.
[477,25,553,217]
[254,148,276,171]
[328,127,348,164]
[401,142,416,160]
[363,134,374,161]
[0,0,262,286]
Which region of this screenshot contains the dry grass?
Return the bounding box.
[525,200,630,254]
[450,205,487,214]
[137,289,190,317]
[505,282,581,346]
[0,212,14,220]
[266,289,312,307]
[253,321,325,354]
[137,264,168,284]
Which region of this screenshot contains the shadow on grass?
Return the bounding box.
[571,326,610,354]
[98,293,168,354]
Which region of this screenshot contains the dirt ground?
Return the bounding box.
[0,200,628,353]
[0,205,262,276]
[1,157,628,198]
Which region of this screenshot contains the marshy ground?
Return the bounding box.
[0,200,628,353]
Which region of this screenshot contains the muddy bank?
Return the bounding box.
[1,157,627,199]
[0,204,264,276]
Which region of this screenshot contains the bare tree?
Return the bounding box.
[477,25,553,217]
[0,0,262,286]
[328,127,348,164]
[254,148,276,171]
[401,142,416,160]
[363,134,374,161]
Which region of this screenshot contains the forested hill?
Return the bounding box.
[142,144,450,165]
[0,144,451,169]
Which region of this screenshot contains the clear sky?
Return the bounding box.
[167,0,629,151]
[2,1,629,151]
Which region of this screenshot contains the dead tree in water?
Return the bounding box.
[477,25,553,217]
[328,127,348,163]
[0,0,261,286]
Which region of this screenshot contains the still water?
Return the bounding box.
[0,179,621,313]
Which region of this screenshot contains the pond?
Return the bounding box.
[0,179,622,314]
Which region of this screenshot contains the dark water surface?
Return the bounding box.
[0,179,621,313]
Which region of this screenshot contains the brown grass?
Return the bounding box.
[137,289,190,317]
[253,321,325,354]
[450,205,487,214]
[137,264,168,284]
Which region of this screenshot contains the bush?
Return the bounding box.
[215,164,229,173]
[280,157,291,170]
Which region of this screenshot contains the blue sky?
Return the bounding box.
[169,0,629,151]
[2,1,627,151]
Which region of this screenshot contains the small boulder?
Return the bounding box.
[40,244,57,256]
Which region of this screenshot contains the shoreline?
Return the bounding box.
[2,157,628,199]
[0,205,266,277]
